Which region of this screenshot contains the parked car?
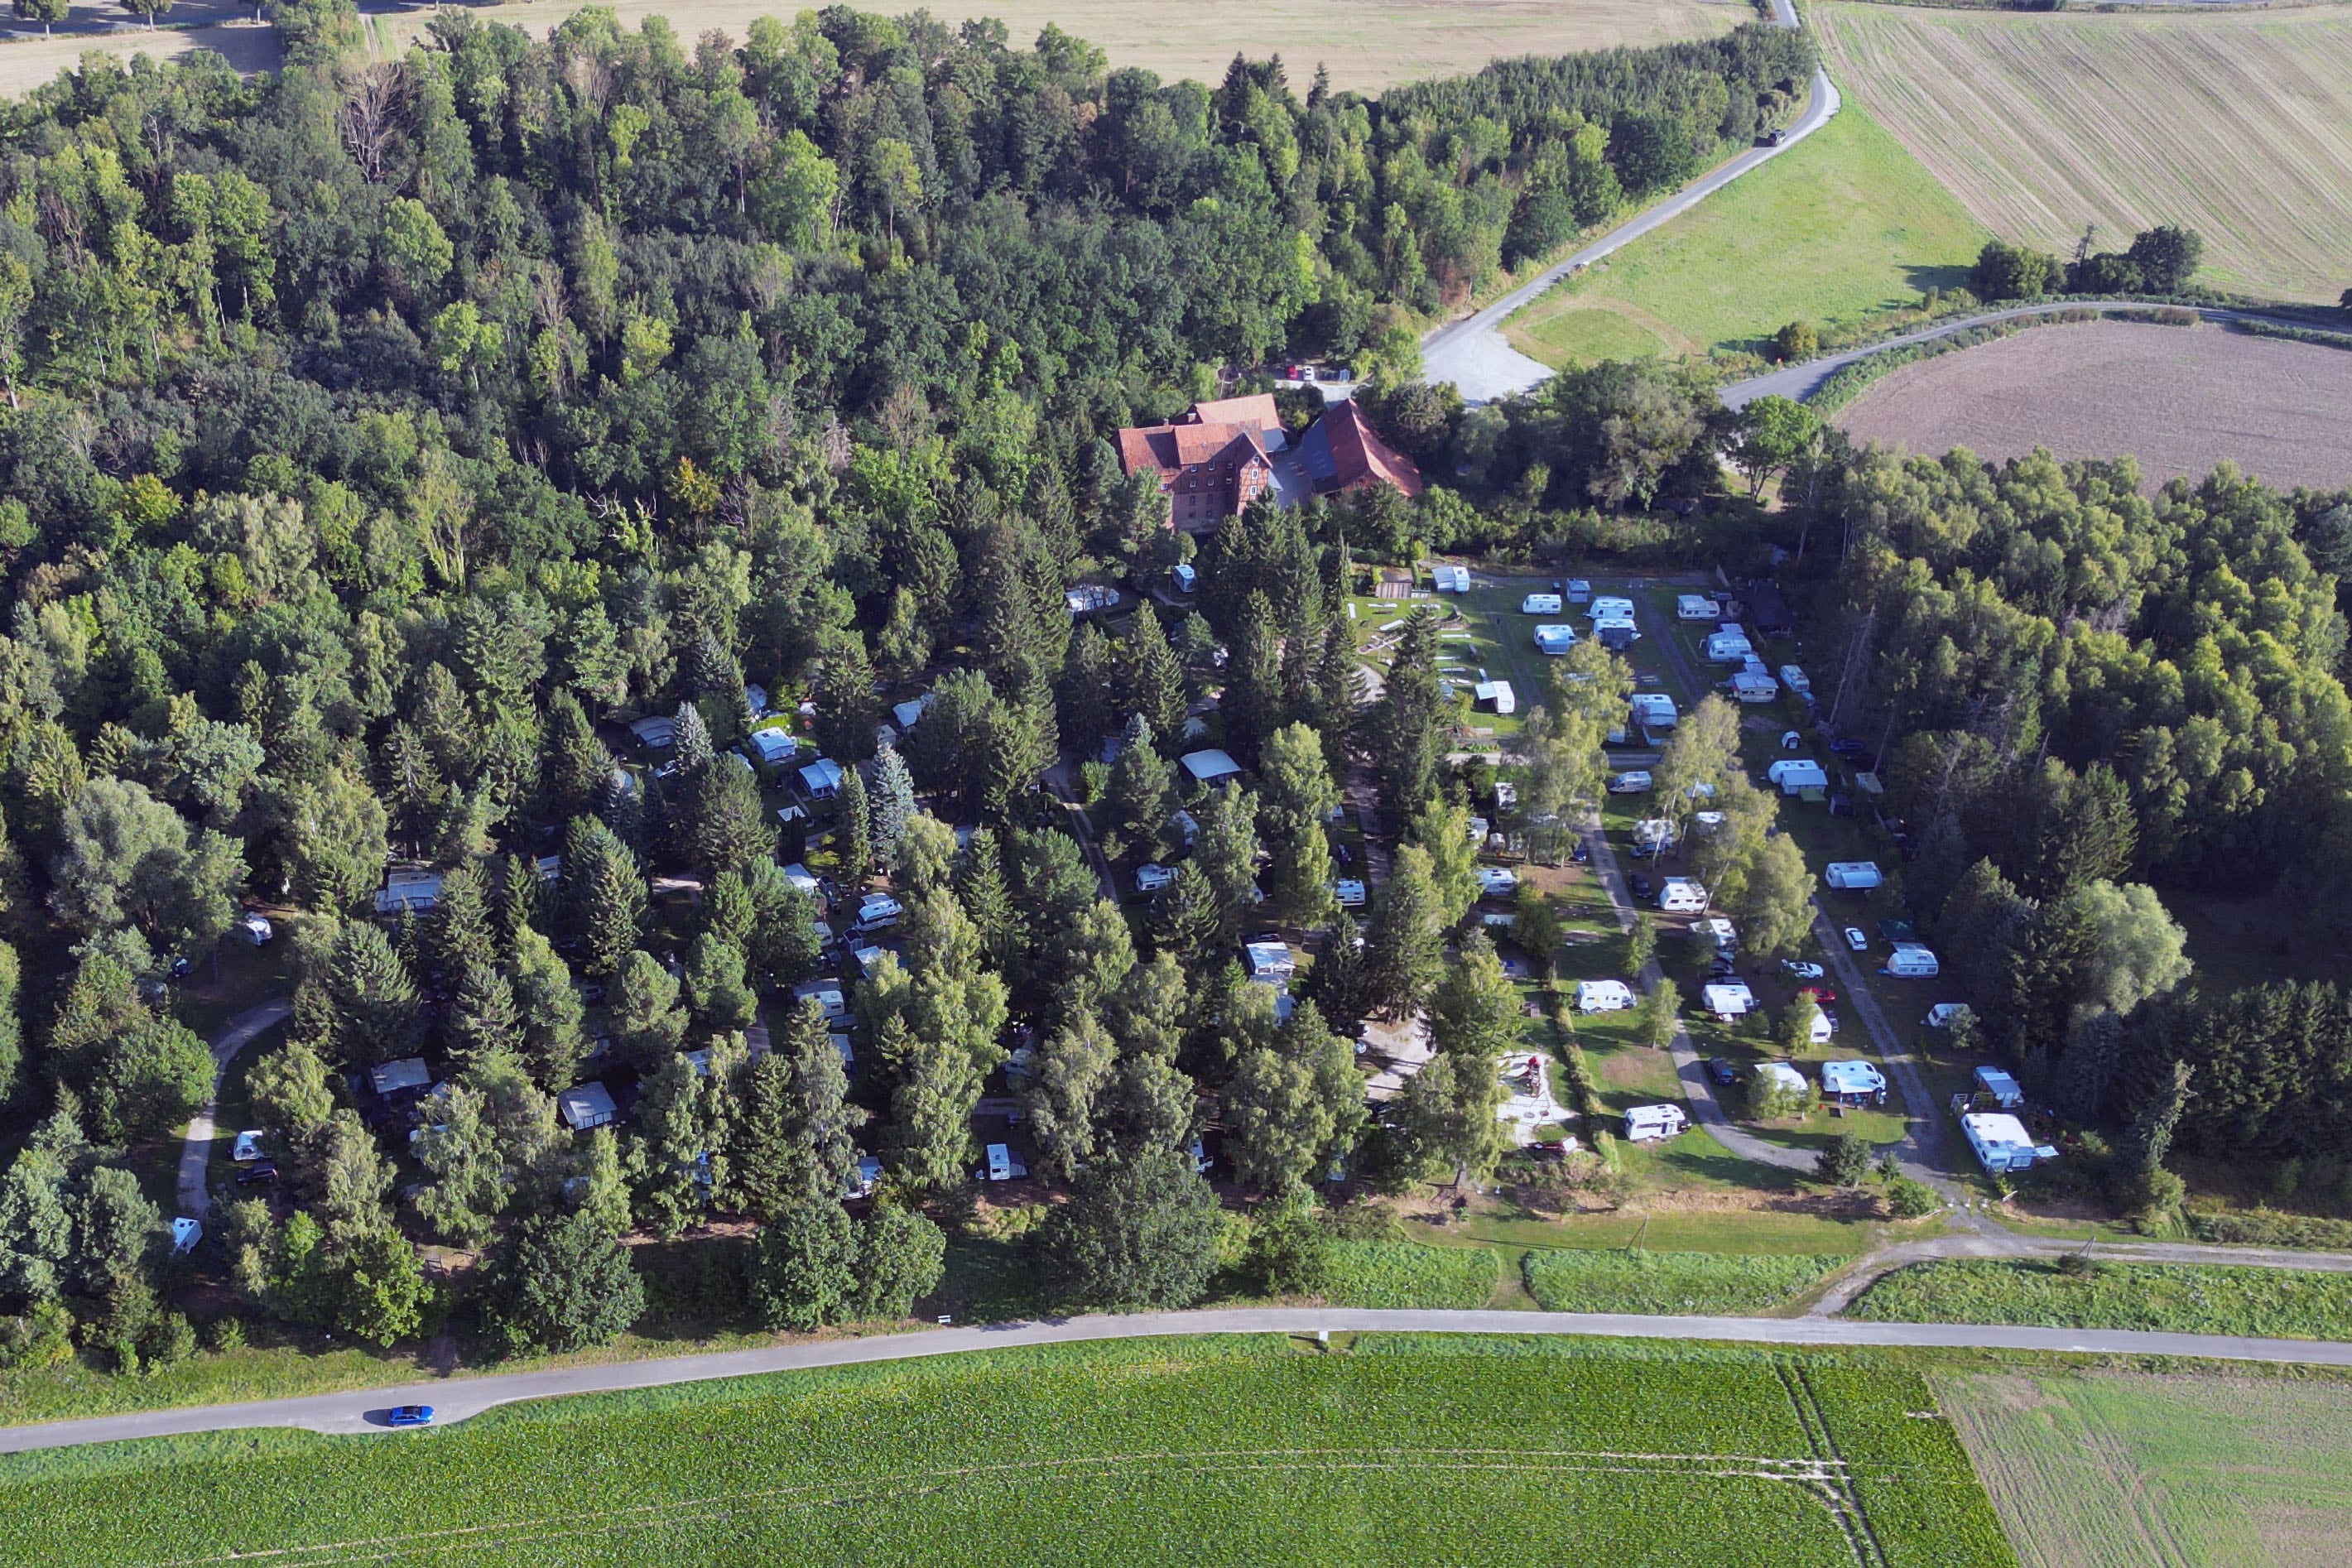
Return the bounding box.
[1135,864,1176,895]
[1570,840,1591,864]
[1843,926,1869,951]
[235,1162,279,1187]
[1708,1057,1739,1087]
[1781,960,1825,981]
[1635,672,1663,689]
[231,1130,266,1162]
[1628,873,1654,901]
[385,1405,435,1427]
[1334,878,1367,908]
[1797,984,1839,1007]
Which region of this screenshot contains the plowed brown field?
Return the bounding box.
[1834,321,2352,493]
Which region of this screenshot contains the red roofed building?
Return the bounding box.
[1117,419,1273,533]
[1185,393,1285,447]
[1299,399,1425,498]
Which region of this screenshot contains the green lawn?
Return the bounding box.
[1521,1247,1846,1315]
[0,1336,2018,1566]
[1504,103,1991,367]
[1849,1258,2352,1341]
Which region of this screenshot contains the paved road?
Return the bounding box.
[173,997,291,1219]
[12,1302,2352,1454]
[1718,301,2327,408]
[1421,0,1836,402]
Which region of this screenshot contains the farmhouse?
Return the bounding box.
[1117,417,1273,531]
[1298,397,1425,500]
[1186,392,1286,448]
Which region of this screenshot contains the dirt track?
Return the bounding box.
[1834,320,2352,493]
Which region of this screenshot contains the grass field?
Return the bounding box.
[1522,1247,1845,1314]
[1503,102,1990,368]
[0,1335,2019,1566]
[1849,1259,2352,1343]
[1939,1371,2352,1568]
[1816,2,2352,303]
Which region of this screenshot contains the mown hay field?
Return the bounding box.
[1503,102,1989,368]
[372,0,1752,93]
[1938,1372,2352,1568]
[1833,321,2352,494]
[1816,2,2352,302]
[0,0,1748,99]
[0,1335,2018,1566]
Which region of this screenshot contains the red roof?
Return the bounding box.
[1117,421,1269,480]
[1316,399,1424,498]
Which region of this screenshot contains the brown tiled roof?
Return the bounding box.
[1118,421,1268,479]
[1318,399,1425,497]
[1186,393,1282,435]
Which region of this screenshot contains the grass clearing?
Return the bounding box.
[1320,1240,1504,1309]
[1938,1370,2352,1568]
[1522,1247,1845,1314]
[1849,1259,2352,1343]
[1816,1,2352,303]
[1503,101,1989,368]
[0,1335,2018,1566]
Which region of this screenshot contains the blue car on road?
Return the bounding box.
[386,1405,435,1427]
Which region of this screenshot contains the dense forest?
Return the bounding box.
[1808,448,2352,1192]
[0,2,1817,1369]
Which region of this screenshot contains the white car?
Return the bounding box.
[1781,960,1825,981]
[1608,771,1653,794]
[231,1130,267,1162]
[1478,867,1518,897]
[1135,864,1176,894]
[1334,878,1367,908]
[1843,926,1869,952]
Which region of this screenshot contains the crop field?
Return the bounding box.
[1816,2,2352,303]
[1503,103,1989,368]
[0,1335,2018,1566]
[1522,1247,1845,1314]
[1849,1258,2352,1342]
[1835,321,2352,494]
[1938,1371,2352,1568]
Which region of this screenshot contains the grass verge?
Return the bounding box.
[1848,1258,2352,1342]
[1522,1248,1846,1315]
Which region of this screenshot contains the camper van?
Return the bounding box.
[1882,943,1941,979]
[1779,664,1811,696]
[1726,672,1777,704]
[1676,594,1717,620]
[1658,877,1709,913]
[1705,632,1755,664]
[1608,771,1653,794]
[1824,861,1882,892]
[1623,1104,1689,1142]
[1533,624,1579,656]
[1521,592,1564,615]
[1628,693,1678,730]
[1588,595,1635,622]
[1576,979,1637,1013]
[856,893,904,931]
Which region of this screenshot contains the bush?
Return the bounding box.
[1772,320,1819,363]
[1239,1201,1334,1297]
[1816,1134,1871,1188]
[204,1315,247,1354]
[1885,1176,1940,1219]
[1038,1148,1224,1310]
[2054,1251,2099,1279]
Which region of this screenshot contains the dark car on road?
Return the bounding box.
[1628,873,1653,901]
[1708,1058,1738,1087]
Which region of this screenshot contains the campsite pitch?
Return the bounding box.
[0,1335,2017,1566]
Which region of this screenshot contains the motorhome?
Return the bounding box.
[1588,595,1636,622]
[1521,593,1564,615]
[1824,861,1882,891]
[1658,877,1709,913]
[1623,1104,1689,1142]
[1576,979,1638,1013]
[1883,944,1941,979]
[1676,594,1716,620]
